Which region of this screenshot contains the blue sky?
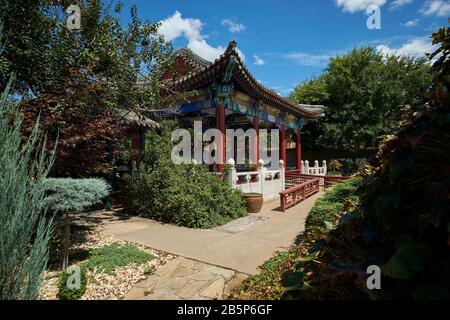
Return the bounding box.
[116,0,449,96]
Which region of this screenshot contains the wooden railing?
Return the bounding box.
[279,177,320,212]
[285,169,349,188]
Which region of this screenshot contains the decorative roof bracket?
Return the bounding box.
[222,55,237,83]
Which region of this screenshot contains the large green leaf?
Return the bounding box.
[382,243,430,279]
[281,271,304,291]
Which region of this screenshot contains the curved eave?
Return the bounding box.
[170,46,325,119]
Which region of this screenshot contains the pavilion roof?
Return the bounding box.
[118,110,160,129]
[170,41,326,119]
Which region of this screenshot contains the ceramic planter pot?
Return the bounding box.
[243,193,264,213]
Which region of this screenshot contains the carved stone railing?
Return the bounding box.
[227,159,285,200]
[301,160,327,176]
[279,177,320,212]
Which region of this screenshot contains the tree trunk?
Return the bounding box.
[62,211,70,270]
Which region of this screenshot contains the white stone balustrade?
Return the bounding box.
[301,160,327,176]
[227,158,285,200]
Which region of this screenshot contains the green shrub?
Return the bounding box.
[41,177,110,269]
[0,80,54,299]
[82,244,153,274]
[234,28,450,301]
[123,121,246,229]
[41,178,111,213]
[57,267,87,300]
[305,176,361,230]
[232,178,363,300]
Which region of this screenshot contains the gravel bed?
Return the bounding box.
[40,221,175,300]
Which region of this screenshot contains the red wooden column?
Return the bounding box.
[253,116,259,165]
[216,105,226,173]
[296,129,302,171]
[280,124,286,166]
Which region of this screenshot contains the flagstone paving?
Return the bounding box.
[99,192,322,275]
[123,257,248,300]
[85,192,324,300]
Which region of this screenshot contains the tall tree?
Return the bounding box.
[289,48,433,154]
[1,0,181,176]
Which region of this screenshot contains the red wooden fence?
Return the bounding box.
[280,171,350,211]
[279,177,320,212]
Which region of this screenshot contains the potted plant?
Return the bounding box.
[242,192,264,213]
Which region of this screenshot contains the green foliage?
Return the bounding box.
[237,28,450,301]
[289,48,433,153]
[0,0,183,176]
[0,0,173,102]
[123,121,247,229]
[0,80,55,299]
[230,252,289,300]
[144,265,156,275]
[57,267,87,300]
[235,27,448,302]
[288,76,329,105]
[41,178,110,213]
[349,27,450,299]
[231,178,361,300]
[305,177,361,230]
[82,244,153,274]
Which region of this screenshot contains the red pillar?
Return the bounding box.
[216,105,226,173]
[253,116,259,166]
[280,125,286,167]
[296,129,302,171]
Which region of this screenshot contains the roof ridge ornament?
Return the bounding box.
[225,40,238,54]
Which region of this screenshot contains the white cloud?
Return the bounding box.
[221,19,245,33]
[377,37,434,58]
[159,11,233,62]
[284,53,330,67]
[253,55,265,66]
[390,0,413,10]
[420,0,450,17]
[404,19,419,27]
[335,0,387,13]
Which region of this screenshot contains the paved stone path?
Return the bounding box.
[99,192,323,275]
[84,192,324,300]
[123,257,248,300]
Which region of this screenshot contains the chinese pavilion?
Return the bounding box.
[164,40,325,173]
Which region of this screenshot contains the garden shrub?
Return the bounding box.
[305,176,361,230]
[231,177,363,300]
[81,244,153,274]
[41,178,111,213]
[41,178,110,269]
[123,121,246,229]
[233,27,450,301]
[0,80,54,299]
[57,266,87,300]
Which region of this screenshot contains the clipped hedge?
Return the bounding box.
[305,177,361,230]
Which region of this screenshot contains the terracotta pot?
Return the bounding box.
[243,193,264,213]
